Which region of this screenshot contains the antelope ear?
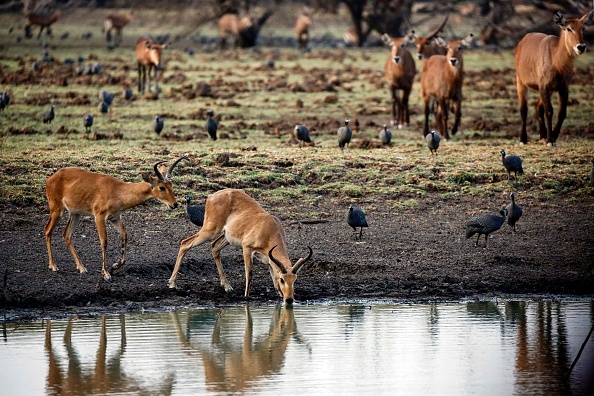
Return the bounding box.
[381,33,392,46]
[553,11,566,28]
[141,171,154,183]
[582,10,594,26]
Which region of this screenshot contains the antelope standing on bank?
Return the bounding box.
[24,10,60,39]
[295,14,312,50]
[169,189,313,305]
[218,13,253,49]
[104,11,133,47]
[135,36,166,94]
[45,157,187,281]
[515,10,594,145]
[382,33,416,128]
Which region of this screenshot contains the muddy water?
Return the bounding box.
[1,300,593,395]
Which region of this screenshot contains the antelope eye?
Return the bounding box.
[159,186,166,191]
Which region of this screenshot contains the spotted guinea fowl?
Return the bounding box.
[83,113,93,133]
[99,89,115,106]
[123,88,133,101]
[466,209,507,247]
[347,205,368,240]
[205,109,217,140]
[504,192,523,232]
[294,124,311,147]
[501,150,523,181]
[379,124,392,145]
[42,105,55,123]
[337,119,352,151]
[185,196,205,227]
[98,101,109,114]
[425,130,441,156]
[154,116,164,135]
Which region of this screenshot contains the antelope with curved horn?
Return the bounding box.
[135,36,166,94]
[170,188,313,305]
[382,32,416,128]
[414,14,449,60]
[24,10,60,39]
[515,10,594,145]
[45,156,187,281]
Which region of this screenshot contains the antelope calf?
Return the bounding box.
[45,157,186,281]
[420,35,473,139]
[295,14,312,50]
[414,15,449,60]
[218,13,253,49]
[135,36,166,94]
[382,33,416,128]
[24,11,60,39]
[515,10,594,145]
[104,11,133,47]
[170,189,313,305]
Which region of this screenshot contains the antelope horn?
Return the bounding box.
[292,246,313,274]
[268,246,287,274]
[153,161,167,181]
[428,14,448,40]
[166,155,188,180]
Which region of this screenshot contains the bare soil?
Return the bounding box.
[1,195,593,321]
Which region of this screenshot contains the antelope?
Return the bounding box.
[420,35,473,139]
[44,156,186,281]
[24,10,60,39]
[218,13,253,49]
[104,11,133,47]
[295,14,312,50]
[515,10,594,145]
[343,27,360,46]
[169,188,313,305]
[135,36,166,94]
[414,14,449,60]
[382,32,417,128]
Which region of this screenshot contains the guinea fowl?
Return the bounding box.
[337,119,352,151]
[347,205,368,240]
[98,101,109,114]
[379,125,392,145]
[154,116,164,135]
[425,130,441,156]
[294,124,311,147]
[42,105,55,123]
[205,109,218,140]
[99,89,114,106]
[501,150,523,181]
[466,209,507,247]
[83,113,93,133]
[505,192,523,232]
[123,88,133,100]
[185,196,205,227]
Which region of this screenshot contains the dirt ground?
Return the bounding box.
[1,194,593,321]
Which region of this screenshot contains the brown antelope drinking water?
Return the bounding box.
[218,13,253,49]
[382,32,416,128]
[104,11,133,47]
[24,10,60,39]
[135,36,166,94]
[169,188,313,305]
[420,35,473,139]
[295,13,312,50]
[45,157,186,281]
[515,10,594,145]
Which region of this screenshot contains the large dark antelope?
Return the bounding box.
[414,15,449,60]
[382,32,416,128]
[170,188,313,305]
[104,11,133,47]
[515,10,594,145]
[420,35,473,139]
[135,36,166,94]
[45,157,186,281]
[24,10,60,39]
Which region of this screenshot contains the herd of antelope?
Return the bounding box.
[33,7,593,305]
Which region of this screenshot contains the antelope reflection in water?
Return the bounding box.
[171,305,310,393]
[44,314,174,395]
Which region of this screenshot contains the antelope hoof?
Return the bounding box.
[49,265,59,272]
[111,261,124,270]
[103,271,112,281]
[168,280,177,289]
[224,284,234,293]
[78,266,87,274]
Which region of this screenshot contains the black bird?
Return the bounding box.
[0,91,10,113]
[154,116,164,135]
[81,32,92,39]
[347,205,368,240]
[501,150,523,181]
[42,105,55,123]
[338,119,352,151]
[590,159,594,186]
[205,109,217,140]
[77,55,85,63]
[185,196,205,227]
[425,130,441,156]
[64,57,75,65]
[123,88,133,100]
[294,124,311,147]
[99,89,114,106]
[465,209,507,247]
[60,32,69,40]
[379,124,392,145]
[98,101,109,114]
[505,192,523,233]
[32,61,41,71]
[83,114,93,133]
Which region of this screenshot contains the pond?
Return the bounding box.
[1,300,593,395]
